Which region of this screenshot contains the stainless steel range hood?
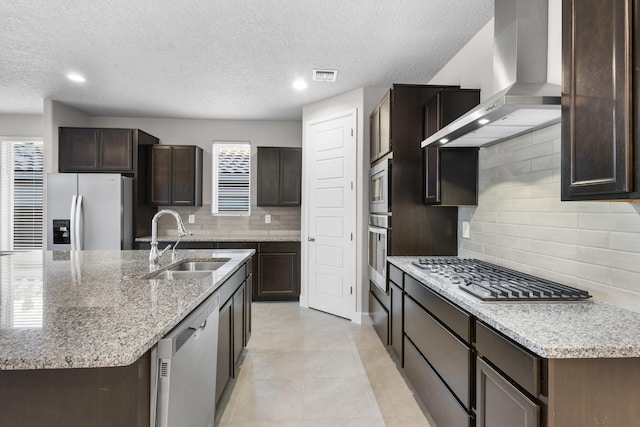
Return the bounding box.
[422,0,561,148]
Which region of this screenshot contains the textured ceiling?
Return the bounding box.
[0,0,493,120]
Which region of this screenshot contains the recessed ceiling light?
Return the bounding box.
[66,73,86,83]
[292,78,307,91]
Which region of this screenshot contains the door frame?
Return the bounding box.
[300,108,359,322]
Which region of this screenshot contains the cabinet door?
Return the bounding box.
[279,148,302,206]
[256,147,280,205]
[59,128,100,171]
[424,145,440,204]
[257,252,299,300]
[378,92,391,159]
[99,129,133,171]
[244,274,252,345]
[215,298,232,405]
[561,0,633,199]
[172,146,202,205]
[232,284,245,370]
[477,357,540,427]
[389,280,403,361]
[148,145,173,205]
[370,108,380,163]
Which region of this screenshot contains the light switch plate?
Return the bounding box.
[265,214,271,224]
[462,221,470,239]
[188,215,195,224]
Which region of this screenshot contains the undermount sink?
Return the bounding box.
[169,260,229,272]
[152,270,215,280]
[145,258,231,280]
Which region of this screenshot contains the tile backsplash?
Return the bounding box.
[459,123,640,312]
[153,205,300,238]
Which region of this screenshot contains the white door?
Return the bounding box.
[305,110,357,320]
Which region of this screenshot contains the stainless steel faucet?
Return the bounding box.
[149,209,191,267]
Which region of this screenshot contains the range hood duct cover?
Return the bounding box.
[422,0,561,148]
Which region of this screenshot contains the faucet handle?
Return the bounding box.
[159,244,172,257]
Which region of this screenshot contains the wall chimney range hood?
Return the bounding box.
[422,0,561,149]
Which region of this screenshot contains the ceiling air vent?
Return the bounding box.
[312,69,338,82]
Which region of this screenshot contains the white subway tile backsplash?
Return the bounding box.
[461,124,640,312]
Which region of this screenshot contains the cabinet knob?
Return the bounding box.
[308,237,315,242]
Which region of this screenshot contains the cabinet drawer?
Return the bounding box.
[404,337,473,427]
[476,321,540,397]
[259,241,299,253]
[405,295,472,409]
[404,274,471,342]
[388,263,403,287]
[369,291,389,345]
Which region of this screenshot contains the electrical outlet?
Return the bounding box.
[188,214,195,224]
[462,221,470,239]
[265,214,271,224]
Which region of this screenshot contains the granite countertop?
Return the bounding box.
[389,256,640,359]
[0,249,254,370]
[136,234,300,242]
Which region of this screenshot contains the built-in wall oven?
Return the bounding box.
[370,155,392,214]
[368,214,391,293]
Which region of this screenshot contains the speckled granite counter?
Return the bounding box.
[0,249,253,370]
[389,256,640,359]
[135,234,300,242]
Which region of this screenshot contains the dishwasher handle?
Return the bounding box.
[157,294,220,358]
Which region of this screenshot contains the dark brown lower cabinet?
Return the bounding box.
[255,242,300,301]
[476,357,540,427]
[389,280,403,360]
[232,283,245,366]
[404,337,473,427]
[216,297,233,405]
[369,283,389,345]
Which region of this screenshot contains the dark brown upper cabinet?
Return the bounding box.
[423,88,480,205]
[59,127,143,173]
[148,145,203,206]
[257,147,302,206]
[561,0,637,200]
[370,91,391,164]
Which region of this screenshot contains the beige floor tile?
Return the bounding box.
[241,350,306,380]
[303,376,382,420]
[303,418,387,427]
[303,349,365,379]
[217,302,433,427]
[232,378,304,421]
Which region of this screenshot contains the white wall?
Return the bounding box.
[459,124,640,313]
[301,86,387,322]
[43,99,90,173]
[428,18,494,100]
[0,114,42,137]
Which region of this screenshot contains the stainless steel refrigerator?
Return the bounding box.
[46,173,133,250]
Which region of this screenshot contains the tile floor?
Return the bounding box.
[216,302,434,426]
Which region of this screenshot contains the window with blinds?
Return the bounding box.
[211,142,251,216]
[0,139,44,250]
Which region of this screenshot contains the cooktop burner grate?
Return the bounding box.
[412,258,592,302]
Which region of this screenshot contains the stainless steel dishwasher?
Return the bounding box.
[150,293,220,427]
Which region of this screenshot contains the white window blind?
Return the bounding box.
[211,142,250,216]
[0,139,44,250]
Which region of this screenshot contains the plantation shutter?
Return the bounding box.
[0,140,44,250]
[212,142,250,215]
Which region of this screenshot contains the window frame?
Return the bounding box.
[211,141,251,216]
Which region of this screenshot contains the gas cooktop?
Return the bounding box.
[412,257,592,302]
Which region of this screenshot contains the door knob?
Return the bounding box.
[308,237,315,242]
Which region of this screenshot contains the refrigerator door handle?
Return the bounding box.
[70,195,78,250]
[75,195,84,250]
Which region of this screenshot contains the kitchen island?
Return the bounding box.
[0,249,254,426]
[387,256,640,427]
